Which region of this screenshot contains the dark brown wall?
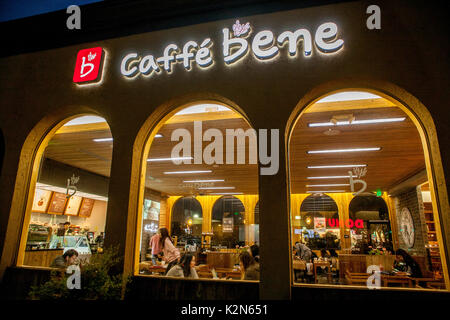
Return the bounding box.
[0,0,449,298]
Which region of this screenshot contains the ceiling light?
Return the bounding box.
[147,157,193,162]
[183,179,225,183]
[163,170,212,174]
[307,175,355,179]
[93,138,113,142]
[198,187,235,190]
[308,117,405,127]
[306,190,346,193]
[155,134,163,138]
[307,147,380,154]
[209,192,243,195]
[306,184,350,187]
[64,116,107,126]
[307,164,366,169]
[316,91,381,103]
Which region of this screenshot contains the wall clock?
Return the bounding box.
[400,207,415,248]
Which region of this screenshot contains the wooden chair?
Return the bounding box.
[345,270,370,285]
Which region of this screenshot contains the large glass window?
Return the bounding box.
[22,115,111,267]
[289,91,447,290]
[137,103,260,281]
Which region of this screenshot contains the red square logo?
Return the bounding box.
[73,47,104,84]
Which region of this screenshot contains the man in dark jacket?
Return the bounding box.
[50,249,79,268]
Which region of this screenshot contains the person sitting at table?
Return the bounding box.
[320,249,330,259]
[295,242,312,263]
[394,249,422,278]
[239,251,260,280]
[249,244,260,263]
[166,253,199,279]
[159,227,180,275]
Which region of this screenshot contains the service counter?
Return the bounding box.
[23,249,64,267]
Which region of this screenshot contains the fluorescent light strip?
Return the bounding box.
[308,147,380,154]
[163,170,212,174]
[306,190,346,193]
[148,157,193,162]
[93,138,113,142]
[306,184,350,187]
[307,175,355,179]
[209,192,243,195]
[198,187,235,190]
[308,117,406,127]
[183,179,225,183]
[307,164,367,169]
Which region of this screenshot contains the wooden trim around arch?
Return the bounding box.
[0,106,110,279]
[285,80,450,291]
[124,92,256,276]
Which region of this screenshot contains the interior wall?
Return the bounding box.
[29,199,108,235]
[394,187,428,256]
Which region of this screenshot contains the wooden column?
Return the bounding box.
[236,195,259,245]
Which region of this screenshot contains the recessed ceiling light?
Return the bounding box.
[307,164,367,169]
[306,184,350,187]
[147,157,193,162]
[306,190,346,193]
[307,147,380,154]
[308,117,406,127]
[307,175,355,179]
[183,179,225,183]
[198,187,235,190]
[93,138,113,142]
[163,170,212,174]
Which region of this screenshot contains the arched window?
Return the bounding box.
[297,194,340,250]
[349,195,391,253]
[136,102,259,280]
[288,90,447,289]
[211,196,245,248]
[22,115,112,267]
[171,197,203,243]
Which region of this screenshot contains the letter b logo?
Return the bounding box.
[73,47,104,84]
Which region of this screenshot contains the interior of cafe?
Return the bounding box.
[20,91,446,289]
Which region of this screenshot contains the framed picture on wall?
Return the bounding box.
[31,189,53,213]
[79,198,95,218]
[64,195,83,216]
[47,192,68,215]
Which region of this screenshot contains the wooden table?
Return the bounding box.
[381,274,410,287]
[147,265,167,275]
[214,267,242,279]
[314,261,332,283]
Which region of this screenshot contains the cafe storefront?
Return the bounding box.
[0,1,449,300]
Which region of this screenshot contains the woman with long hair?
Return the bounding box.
[159,227,180,275]
[166,253,199,278]
[239,251,260,280]
[394,248,422,278]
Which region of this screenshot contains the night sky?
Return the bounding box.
[0,0,102,22]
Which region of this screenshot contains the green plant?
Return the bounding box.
[29,246,131,300]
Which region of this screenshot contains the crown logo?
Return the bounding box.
[232,20,251,37]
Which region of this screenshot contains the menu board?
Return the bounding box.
[47,192,68,215]
[64,195,82,216]
[79,198,95,218]
[31,189,53,213]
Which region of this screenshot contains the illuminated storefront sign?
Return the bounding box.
[119,20,344,79]
[328,218,364,229]
[73,47,105,84]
